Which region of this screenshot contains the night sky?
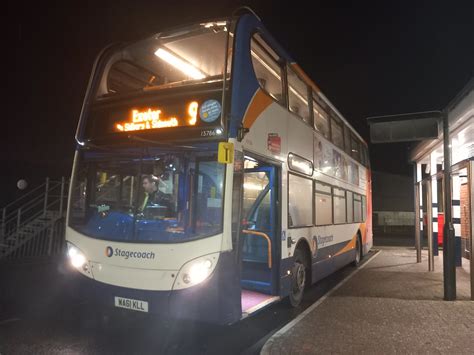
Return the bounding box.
[3,0,474,204]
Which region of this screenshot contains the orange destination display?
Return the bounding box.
[84,92,224,142]
[115,101,199,132]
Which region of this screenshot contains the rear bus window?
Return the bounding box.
[251,34,284,105]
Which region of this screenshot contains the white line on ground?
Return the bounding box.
[261,250,382,355]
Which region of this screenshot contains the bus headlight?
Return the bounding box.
[67,243,87,269]
[173,253,219,290]
[185,259,213,284]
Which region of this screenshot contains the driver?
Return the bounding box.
[141,175,172,213]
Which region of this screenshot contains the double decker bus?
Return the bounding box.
[66,11,372,325]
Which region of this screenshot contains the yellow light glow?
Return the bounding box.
[115,102,198,132]
[154,48,206,80]
[188,101,198,125]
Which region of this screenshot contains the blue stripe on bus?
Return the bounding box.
[229,14,294,138]
[312,249,356,285]
[313,239,354,262]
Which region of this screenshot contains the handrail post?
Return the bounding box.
[59,177,65,217]
[43,177,50,217]
[1,207,5,240]
[17,207,21,235]
[242,229,272,268]
[47,221,55,256]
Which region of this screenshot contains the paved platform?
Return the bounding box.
[261,247,473,354]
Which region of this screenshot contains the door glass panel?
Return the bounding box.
[242,170,272,264]
[243,171,270,225]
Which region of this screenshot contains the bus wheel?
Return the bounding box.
[289,248,307,307]
[352,235,362,267]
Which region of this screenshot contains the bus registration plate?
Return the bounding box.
[114,296,149,313]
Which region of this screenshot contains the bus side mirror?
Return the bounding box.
[237,126,249,141]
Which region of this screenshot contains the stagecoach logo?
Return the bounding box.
[105,246,155,260]
[316,235,334,248]
[105,246,114,257]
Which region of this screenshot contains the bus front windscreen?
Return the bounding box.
[68,147,225,243]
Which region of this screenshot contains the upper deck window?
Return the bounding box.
[330,114,344,150]
[287,66,311,124]
[313,94,330,139]
[96,22,230,98]
[350,133,361,161]
[344,124,352,155]
[250,34,284,105]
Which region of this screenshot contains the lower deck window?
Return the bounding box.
[315,182,332,225]
[288,174,313,227]
[346,191,353,223]
[362,195,367,222]
[333,187,346,224]
[354,194,362,222]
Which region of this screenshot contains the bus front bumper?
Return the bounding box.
[68,251,241,325]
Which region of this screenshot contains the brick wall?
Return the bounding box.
[460,182,471,258]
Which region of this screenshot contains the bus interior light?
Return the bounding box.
[154,48,206,80]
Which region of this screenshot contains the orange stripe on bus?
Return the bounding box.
[359,222,367,244]
[290,63,321,94]
[243,89,273,129]
[334,234,357,257]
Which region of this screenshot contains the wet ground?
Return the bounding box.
[0,250,379,355]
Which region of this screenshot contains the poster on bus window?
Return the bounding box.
[349,161,359,185]
[314,135,333,176]
[333,149,348,181]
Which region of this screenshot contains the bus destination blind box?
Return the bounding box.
[85,93,224,142]
[115,101,199,132]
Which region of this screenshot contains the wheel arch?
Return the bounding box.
[356,229,363,261]
[294,238,312,284]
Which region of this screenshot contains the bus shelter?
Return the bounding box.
[410,78,473,299]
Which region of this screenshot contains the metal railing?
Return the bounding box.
[1,177,69,260]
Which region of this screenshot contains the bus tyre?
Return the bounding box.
[289,248,307,307]
[352,235,362,267]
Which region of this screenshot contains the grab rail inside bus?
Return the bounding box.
[241,229,272,268]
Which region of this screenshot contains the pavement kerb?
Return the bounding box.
[260,249,382,355]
